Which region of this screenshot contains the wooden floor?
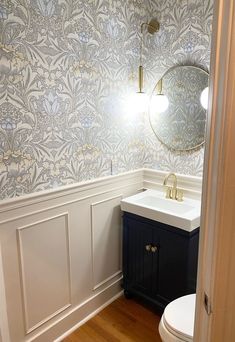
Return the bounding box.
[63,296,162,342]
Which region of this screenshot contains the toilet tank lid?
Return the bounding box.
[163,294,196,339]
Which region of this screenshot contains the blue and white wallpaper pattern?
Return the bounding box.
[0,0,213,199]
[144,0,213,175]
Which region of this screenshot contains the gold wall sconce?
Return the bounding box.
[127,18,170,115]
[133,19,168,114]
[137,19,170,114]
[138,19,160,94]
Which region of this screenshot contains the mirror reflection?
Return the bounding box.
[149,65,209,151]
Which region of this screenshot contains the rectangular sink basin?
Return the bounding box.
[121,189,201,232]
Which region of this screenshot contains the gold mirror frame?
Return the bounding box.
[149,65,209,152]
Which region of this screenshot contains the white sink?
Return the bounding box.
[121,189,201,232]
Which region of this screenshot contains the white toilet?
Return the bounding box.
[159,294,195,342]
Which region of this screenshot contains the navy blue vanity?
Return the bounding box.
[122,212,199,313]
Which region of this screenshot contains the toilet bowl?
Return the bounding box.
[159,294,196,342]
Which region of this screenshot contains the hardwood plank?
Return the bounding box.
[63,296,162,341]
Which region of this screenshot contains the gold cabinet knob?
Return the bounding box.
[151,246,158,253]
[145,244,151,252]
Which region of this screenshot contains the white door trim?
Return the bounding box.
[194,0,235,341]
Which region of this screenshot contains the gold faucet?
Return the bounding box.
[163,173,183,201]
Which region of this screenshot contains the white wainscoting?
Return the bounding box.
[91,195,123,291]
[17,213,72,334]
[0,169,202,341]
[0,170,143,342]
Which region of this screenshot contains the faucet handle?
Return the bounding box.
[165,187,171,199]
[170,187,177,200]
[176,189,184,202]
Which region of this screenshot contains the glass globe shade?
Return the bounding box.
[200,86,209,110]
[126,92,149,115]
[151,94,169,113]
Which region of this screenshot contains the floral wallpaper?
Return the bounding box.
[143,0,213,176]
[0,0,213,200]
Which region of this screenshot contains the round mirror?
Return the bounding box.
[149,65,209,151]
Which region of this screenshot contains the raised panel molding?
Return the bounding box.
[91,195,123,290]
[17,213,72,334]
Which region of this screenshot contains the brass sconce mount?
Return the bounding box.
[138,19,160,94]
[142,19,160,35]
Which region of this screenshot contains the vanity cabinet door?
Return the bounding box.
[123,213,199,312]
[155,227,189,304]
[123,216,154,296]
